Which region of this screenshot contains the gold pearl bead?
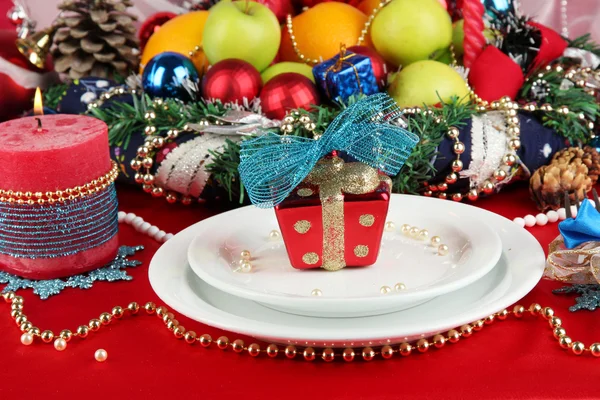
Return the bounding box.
[590,343,600,357]
[239,261,252,273]
[362,346,375,361]
[77,325,89,338]
[497,309,509,320]
[542,307,554,320]
[460,325,473,337]
[99,312,112,325]
[485,315,495,324]
[19,322,32,332]
[10,310,22,319]
[342,348,355,362]
[503,154,517,166]
[41,330,54,343]
[559,336,572,349]
[399,342,412,356]
[11,303,23,311]
[240,250,251,260]
[384,221,396,232]
[447,127,459,139]
[433,334,446,348]
[173,326,186,338]
[111,306,124,319]
[509,138,521,150]
[127,302,140,314]
[549,316,562,328]
[571,341,585,355]
[285,345,297,359]
[446,173,458,184]
[266,344,279,358]
[416,338,429,352]
[467,189,478,201]
[473,320,485,331]
[156,306,168,318]
[452,193,463,202]
[322,348,335,362]
[400,224,411,234]
[513,305,525,317]
[184,331,197,344]
[453,142,465,154]
[232,339,245,353]
[418,229,429,240]
[89,319,101,331]
[15,315,27,326]
[553,327,566,339]
[394,283,407,291]
[303,347,316,361]
[451,159,463,172]
[409,227,420,237]
[493,169,507,181]
[437,244,449,256]
[483,181,495,194]
[447,329,460,343]
[199,334,212,347]
[59,329,73,342]
[529,303,542,316]
[430,236,441,246]
[144,302,156,314]
[380,286,392,294]
[216,336,229,350]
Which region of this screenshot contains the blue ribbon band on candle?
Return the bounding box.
[0,183,119,259]
[239,93,419,208]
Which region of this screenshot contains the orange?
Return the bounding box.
[140,11,209,74]
[357,0,380,15]
[279,2,372,63]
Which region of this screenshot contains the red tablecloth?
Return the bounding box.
[1,183,600,399]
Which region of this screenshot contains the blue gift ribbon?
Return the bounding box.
[558,199,600,249]
[0,183,119,259]
[238,93,419,208]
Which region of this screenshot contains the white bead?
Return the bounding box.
[311,289,322,296]
[20,332,33,345]
[132,216,144,227]
[535,213,548,226]
[524,215,536,227]
[384,221,396,232]
[513,217,525,228]
[94,348,108,362]
[380,286,392,294]
[269,230,281,241]
[54,338,67,351]
[124,212,136,223]
[164,233,174,241]
[138,222,151,233]
[154,230,166,242]
[558,208,567,220]
[147,226,160,236]
[570,205,578,218]
[546,210,559,223]
[394,283,407,291]
[117,211,126,223]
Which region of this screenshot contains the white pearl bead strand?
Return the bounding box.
[117,211,174,243]
[512,200,592,228]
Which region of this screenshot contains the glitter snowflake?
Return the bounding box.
[553,284,600,312]
[0,246,143,300]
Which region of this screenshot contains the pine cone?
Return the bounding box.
[51,0,139,80]
[530,147,593,211]
[583,145,600,184]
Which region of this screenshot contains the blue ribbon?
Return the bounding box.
[239,93,419,208]
[559,199,600,249]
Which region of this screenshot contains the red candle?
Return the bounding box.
[462,0,486,69]
[0,113,119,279]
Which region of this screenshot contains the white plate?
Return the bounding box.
[149,195,545,347]
[187,196,502,317]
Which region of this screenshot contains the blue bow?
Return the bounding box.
[559,199,600,248]
[238,93,419,208]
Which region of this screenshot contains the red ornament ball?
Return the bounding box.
[202,59,262,104]
[347,45,388,87]
[138,12,177,51]
[256,0,295,24]
[260,73,320,120]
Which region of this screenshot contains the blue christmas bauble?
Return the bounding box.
[142,52,200,101]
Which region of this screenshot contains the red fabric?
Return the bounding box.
[2,183,600,399]
[468,46,525,102]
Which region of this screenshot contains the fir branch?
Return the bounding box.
[42,83,68,110]
[567,34,600,57]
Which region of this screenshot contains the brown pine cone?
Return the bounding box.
[582,145,600,184]
[530,147,593,211]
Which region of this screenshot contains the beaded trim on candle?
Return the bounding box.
[0,161,119,205]
[0,183,119,259]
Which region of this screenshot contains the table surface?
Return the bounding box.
[1,183,600,399]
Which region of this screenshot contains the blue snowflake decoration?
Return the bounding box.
[553,284,600,312]
[0,246,143,299]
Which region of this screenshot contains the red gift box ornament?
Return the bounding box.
[238,93,419,271]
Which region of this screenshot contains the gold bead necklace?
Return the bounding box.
[4,291,599,361]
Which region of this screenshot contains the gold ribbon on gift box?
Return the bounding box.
[323,44,364,99]
[545,236,600,284]
[299,156,391,271]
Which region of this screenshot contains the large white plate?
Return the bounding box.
[187,196,502,317]
[149,195,545,347]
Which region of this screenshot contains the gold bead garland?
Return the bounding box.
[4,291,599,361]
[0,161,119,204]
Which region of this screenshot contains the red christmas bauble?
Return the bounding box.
[139,12,177,51]
[202,59,262,103]
[299,0,353,7]
[347,45,388,87]
[260,73,320,120]
[256,0,295,23]
[0,30,55,121]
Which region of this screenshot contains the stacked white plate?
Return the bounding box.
[149,194,545,347]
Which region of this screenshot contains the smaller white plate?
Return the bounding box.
[187,195,502,317]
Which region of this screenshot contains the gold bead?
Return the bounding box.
[151,187,164,197]
[379,345,393,359]
[467,189,479,201]
[416,339,429,353]
[247,343,261,357]
[20,322,32,332]
[509,138,521,150]
[418,229,429,240]
[304,347,316,361]
[165,193,178,203]
[184,331,197,344]
[571,341,585,355]
[99,312,112,325]
[559,336,572,349]
[473,320,485,331]
[362,346,375,361]
[10,310,22,319]
[199,334,212,347]
[497,309,509,320]
[409,226,420,237]
[549,316,562,328]
[11,303,23,311]
[433,334,446,348]
[542,307,554,320]
[156,306,168,317]
[529,303,542,315]
[513,305,525,317]
[553,327,566,339]
[482,181,494,194]
[507,126,520,135]
[342,348,355,362]
[266,344,279,358]
[240,250,251,260]
[322,348,335,362]
[127,302,140,314]
[400,224,411,234]
[447,329,460,343]
[232,339,245,353]
[446,173,458,184]
[493,169,507,181]
[144,302,156,314]
[590,343,600,357]
[451,159,463,172]
[77,325,89,338]
[59,329,73,342]
[453,142,465,154]
[2,291,14,303]
[111,306,124,319]
[452,193,463,202]
[30,327,40,336]
[216,336,229,350]
[15,315,27,325]
[285,345,297,359]
[399,342,412,356]
[41,330,54,343]
[173,326,186,338]
[503,154,517,166]
[460,325,473,337]
[89,319,101,331]
[12,295,23,304]
[447,127,459,139]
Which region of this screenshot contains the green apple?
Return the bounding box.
[371,0,452,66]
[452,20,465,56]
[387,60,469,108]
[261,62,315,84]
[202,1,281,72]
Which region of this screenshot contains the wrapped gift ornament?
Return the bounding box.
[468,45,525,102]
[0,113,119,280]
[528,21,568,72]
[239,94,418,271]
[312,47,379,102]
